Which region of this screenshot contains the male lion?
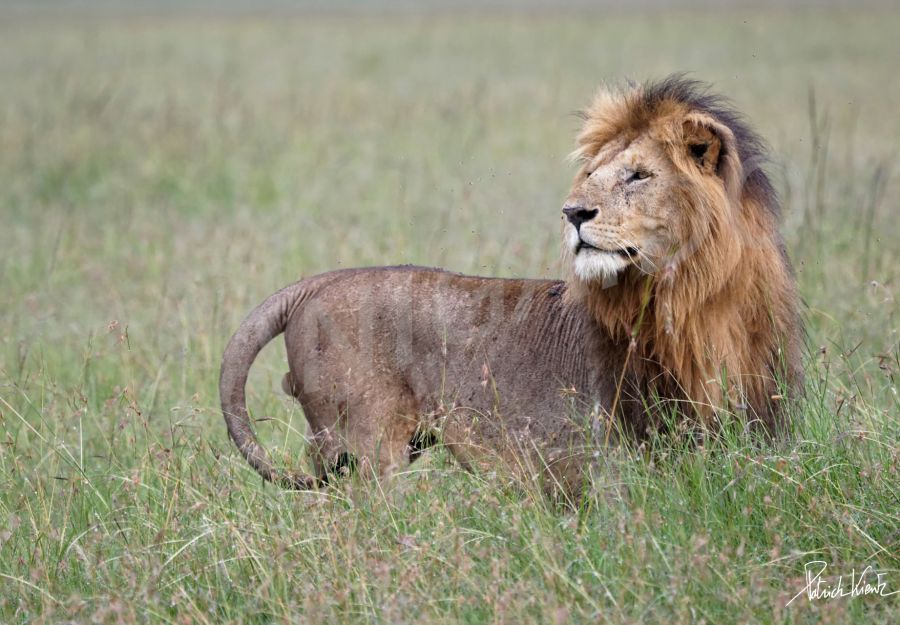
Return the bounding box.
[220,76,802,494]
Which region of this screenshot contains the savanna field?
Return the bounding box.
[1,3,898,624]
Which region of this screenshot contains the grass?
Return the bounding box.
[1,4,898,624]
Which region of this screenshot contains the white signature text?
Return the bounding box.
[787,561,898,606]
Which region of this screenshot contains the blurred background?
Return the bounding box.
[0,2,897,621]
[2,0,896,393]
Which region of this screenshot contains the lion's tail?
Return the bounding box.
[219,280,315,489]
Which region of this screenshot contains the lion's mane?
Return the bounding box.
[565,76,803,431]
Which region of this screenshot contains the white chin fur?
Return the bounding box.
[573,249,629,283]
[565,226,582,250]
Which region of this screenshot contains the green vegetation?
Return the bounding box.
[1,5,897,624]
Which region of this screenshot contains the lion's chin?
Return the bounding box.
[572,248,630,284]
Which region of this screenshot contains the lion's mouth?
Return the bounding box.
[576,240,638,258]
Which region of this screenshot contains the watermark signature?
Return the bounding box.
[786,561,899,606]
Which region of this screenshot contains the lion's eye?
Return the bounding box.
[627,169,652,183]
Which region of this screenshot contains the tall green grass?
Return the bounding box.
[1,6,898,624]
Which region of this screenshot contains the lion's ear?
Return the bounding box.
[681,113,741,195]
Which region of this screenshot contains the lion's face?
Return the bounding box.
[562,97,740,286]
[563,133,683,282]
[555,78,801,430]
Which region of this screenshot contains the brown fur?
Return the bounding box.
[564,76,802,427]
[219,76,802,496]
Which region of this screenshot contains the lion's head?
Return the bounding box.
[562,76,803,431]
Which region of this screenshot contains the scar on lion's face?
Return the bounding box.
[563,107,735,283]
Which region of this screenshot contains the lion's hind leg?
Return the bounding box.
[284,372,424,487]
[343,395,422,481]
[280,370,350,487]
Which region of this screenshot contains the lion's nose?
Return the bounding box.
[562,205,598,230]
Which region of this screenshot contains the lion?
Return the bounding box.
[219,76,802,495]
